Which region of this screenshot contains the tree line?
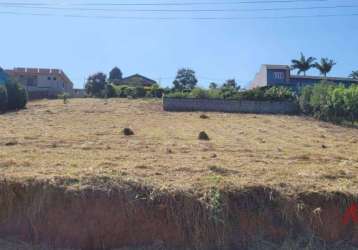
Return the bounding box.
[291,52,358,79]
[84,67,241,98]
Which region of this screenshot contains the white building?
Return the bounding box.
[5,67,73,99]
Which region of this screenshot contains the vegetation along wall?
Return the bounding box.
[163,97,299,114]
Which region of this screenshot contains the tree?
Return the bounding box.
[291,52,316,76]
[5,79,28,110]
[0,85,8,111]
[172,68,198,91]
[85,72,107,97]
[109,67,123,83]
[344,85,358,124]
[222,79,240,90]
[105,84,116,98]
[209,82,218,89]
[314,58,336,77]
[349,70,358,79]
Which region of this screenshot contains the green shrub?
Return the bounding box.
[220,86,240,99]
[329,85,346,123]
[263,86,295,101]
[299,86,313,114]
[132,86,146,98]
[190,88,209,99]
[239,87,266,101]
[146,84,164,98]
[207,89,222,99]
[343,84,358,124]
[299,83,358,124]
[166,91,190,98]
[0,85,8,112]
[309,83,335,121]
[166,86,295,102]
[114,85,129,97]
[5,81,28,110]
[105,84,116,98]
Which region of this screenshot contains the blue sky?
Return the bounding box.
[1,0,358,89]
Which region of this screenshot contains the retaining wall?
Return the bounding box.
[163,97,299,114]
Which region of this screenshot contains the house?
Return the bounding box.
[5,67,73,99]
[250,64,358,89]
[118,74,156,87]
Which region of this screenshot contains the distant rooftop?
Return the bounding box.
[263,64,290,70]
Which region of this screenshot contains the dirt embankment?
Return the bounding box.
[0,180,357,250]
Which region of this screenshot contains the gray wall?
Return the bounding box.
[163,97,299,114]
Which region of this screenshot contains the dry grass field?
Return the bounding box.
[1,98,358,195]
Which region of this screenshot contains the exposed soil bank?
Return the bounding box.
[0,180,357,250]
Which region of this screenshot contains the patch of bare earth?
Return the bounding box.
[0,99,358,249]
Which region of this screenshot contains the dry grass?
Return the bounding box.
[1,98,358,195]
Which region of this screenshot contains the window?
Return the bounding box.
[273,72,285,80]
[53,77,57,81]
[48,76,51,80]
[27,77,37,86]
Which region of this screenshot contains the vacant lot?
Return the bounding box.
[1,98,357,195]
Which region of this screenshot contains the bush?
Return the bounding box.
[239,87,266,101]
[299,83,358,124]
[309,83,336,121]
[166,91,190,98]
[146,84,164,98]
[114,85,129,97]
[105,84,116,98]
[263,86,296,101]
[299,86,313,114]
[343,85,358,124]
[166,86,295,102]
[190,88,209,99]
[132,86,146,98]
[220,86,240,99]
[0,85,8,112]
[5,81,28,110]
[207,89,222,99]
[198,131,210,140]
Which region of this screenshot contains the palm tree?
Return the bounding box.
[349,70,358,79]
[291,52,316,76]
[314,58,336,77]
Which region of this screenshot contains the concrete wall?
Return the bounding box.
[163,97,299,114]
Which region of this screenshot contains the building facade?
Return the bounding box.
[5,67,73,99]
[250,64,358,89]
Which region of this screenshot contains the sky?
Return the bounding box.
[1,0,358,89]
